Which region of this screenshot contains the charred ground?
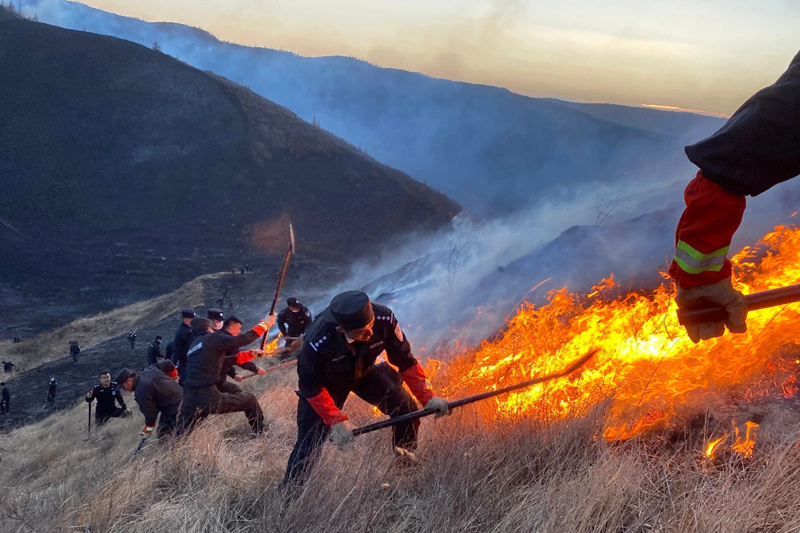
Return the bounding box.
[0,7,460,339]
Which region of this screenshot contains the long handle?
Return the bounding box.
[260,224,295,350]
[677,283,800,325]
[88,402,92,433]
[352,349,597,437]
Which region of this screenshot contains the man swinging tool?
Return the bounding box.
[281,290,448,486]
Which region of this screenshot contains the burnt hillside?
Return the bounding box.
[0,9,459,335]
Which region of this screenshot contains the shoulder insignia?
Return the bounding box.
[394,321,404,342]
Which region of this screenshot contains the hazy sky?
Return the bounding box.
[76,0,798,116]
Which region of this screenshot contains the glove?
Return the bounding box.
[234,375,246,382]
[424,397,450,418]
[675,277,747,343]
[141,425,155,438]
[261,314,277,330]
[330,420,355,447]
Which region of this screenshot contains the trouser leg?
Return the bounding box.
[216,381,265,433]
[282,393,346,486]
[353,363,420,451]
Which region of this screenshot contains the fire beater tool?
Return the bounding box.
[677,283,800,325]
[260,223,295,351]
[351,348,598,437]
[88,402,91,434]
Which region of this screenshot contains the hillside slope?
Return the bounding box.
[0,8,459,335]
[19,0,726,217]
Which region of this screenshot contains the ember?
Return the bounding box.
[435,225,800,449]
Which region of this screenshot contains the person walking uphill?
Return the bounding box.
[282,290,449,486]
[176,313,276,436]
[1,382,10,413]
[172,308,195,386]
[85,371,130,425]
[147,336,164,365]
[670,50,800,343]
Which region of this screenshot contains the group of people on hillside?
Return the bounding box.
[103,292,448,489]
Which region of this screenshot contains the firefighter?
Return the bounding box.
[116,361,183,439]
[171,307,195,386]
[85,371,130,425]
[1,382,9,413]
[670,50,800,343]
[128,330,137,349]
[281,290,448,486]
[146,335,164,365]
[277,297,313,352]
[2,360,15,374]
[176,314,275,436]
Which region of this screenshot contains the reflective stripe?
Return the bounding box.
[673,240,729,274]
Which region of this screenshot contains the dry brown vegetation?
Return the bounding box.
[0,273,226,375]
[3,365,800,532]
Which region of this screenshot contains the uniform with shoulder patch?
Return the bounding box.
[284,299,435,485]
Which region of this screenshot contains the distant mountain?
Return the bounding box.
[0,8,459,333]
[21,0,726,217]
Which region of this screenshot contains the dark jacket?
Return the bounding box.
[184,328,261,390]
[685,51,800,197]
[277,305,313,337]
[85,382,126,417]
[172,322,193,368]
[1,386,8,402]
[147,340,163,365]
[297,302,420,399]
[133,364,183,428]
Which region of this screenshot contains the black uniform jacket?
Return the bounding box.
[85,383,127,415]
[297,302,419,399]
[686,51,800,196]
[172,322,193,367]
[133,364,183,427]
[277,305,313,337]
[184,329,260,389]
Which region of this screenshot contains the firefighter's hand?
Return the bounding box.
[261,314,277,330]
[256,367,266,375]
[141,425,155,438]
[425,397,450,418]
[234,375,246,382]
[85,391,93,401]
[123,409,132,416]
[675,278,747,343]
[251,349,266,359]
[330,420,355,447]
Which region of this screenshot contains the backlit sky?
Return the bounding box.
[78,0,799,116]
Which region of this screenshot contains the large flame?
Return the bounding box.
[434,225,800,442]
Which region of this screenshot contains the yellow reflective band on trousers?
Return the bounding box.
[673,240,729,274]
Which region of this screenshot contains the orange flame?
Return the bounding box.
[705,436,725,458]
[435,225,800,441]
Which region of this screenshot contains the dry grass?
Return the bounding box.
[0,273,233,375]
[3,366,800,533]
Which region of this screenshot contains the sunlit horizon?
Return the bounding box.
[40,0,800,116]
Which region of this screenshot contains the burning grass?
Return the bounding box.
[3,226,800,531]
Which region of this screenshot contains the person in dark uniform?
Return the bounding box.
[176,314,275,436]
[282,291,449,486]
[172,308,195,386]
[207,308,224,331]
[146,336,164,365]
[128,330,137,349]
[277,297,313,352]
[69,341,80,363]
[670,50,800,342]
[116,362,183,439]
[85,371,130,425]
[2,360,15,374]
[46,377,57,402]
[1,382,9,413]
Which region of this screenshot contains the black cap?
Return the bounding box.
[223,315,243,326]
[181,307,196,318]
[207,308,224,322]
[329,291,374,331]
[155,335,162,341]
[115,368,134,385]
[191,317,213,335]
[287,297,299,307]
